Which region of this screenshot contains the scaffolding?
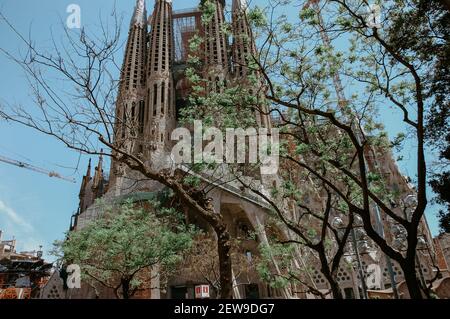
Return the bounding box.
[173,8,203,64]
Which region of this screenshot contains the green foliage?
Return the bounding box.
[181,0,441,297]
[183,174,202,187]
[391,132,406,150]
[431,166,450,233]
[55,200,195,298]
[248,6,267,28]
[200,0,216,25]
[299,7,315,21]
[257,243,295,289]
[282,180,302,200]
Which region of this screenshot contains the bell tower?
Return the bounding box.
[231,0,271,129]
[145,0,176,165]
[109,0,148,186]
[202,0,230,93]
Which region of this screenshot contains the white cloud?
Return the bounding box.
[0,199,44,253]
[0,200,34,232]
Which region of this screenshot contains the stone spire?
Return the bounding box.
[132,0,147,27]
[119,0,148,93]
[79,159,91,197]
[78,153,107,214]
[145,0,176,160]
[203,0,229,67]
[78,159,92,214]
[110,0,149,186]
[92,152,103,190]
[86,158,92,178]
[202,0,230,92]
[232,0,249,12]
[92,152,106,199]
[232,0,254,80]
[231,0,271,129]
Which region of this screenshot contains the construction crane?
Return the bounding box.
[0,154,76,183]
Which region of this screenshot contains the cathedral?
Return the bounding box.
[58,0,443,299]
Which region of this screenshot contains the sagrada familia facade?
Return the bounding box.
[41,0,444,299]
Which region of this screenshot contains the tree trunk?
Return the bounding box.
[321,268,343,299]
[327,275,343,299]
[400,259,423,299]
[121,278,131,300]
[133,170,235,300]
[216,225,233,299]
[318,249,343,299]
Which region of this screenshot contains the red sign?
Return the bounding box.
[195,285,210,299]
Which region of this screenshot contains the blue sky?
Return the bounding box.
[0,0,442,261]
[0,0,228,260]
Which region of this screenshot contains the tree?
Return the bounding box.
[230,0,442,298]
[1,0,444,300]
[385,0,449,234]
[0,8,235,298]
[178,234,259,298]
[430,138,450,233]
[178,0,436,299]
[178,2,355,298]
[53,200,194,299]
[240,168,357,299]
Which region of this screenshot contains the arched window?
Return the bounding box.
[168,82,172,117]
[138,100,145,134]
[131,102,136,120]
[147,88,150,122]
[153,83,158,116]
[161,82,165,115]
[121,108,127,139]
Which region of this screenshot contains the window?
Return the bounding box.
[161,82,165,115]
[147,89,151,121]
[153,83,158,116]
[121,109,127,138]
[138,100,145,134]
[168,82,172,117]
[131,102,136,120]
